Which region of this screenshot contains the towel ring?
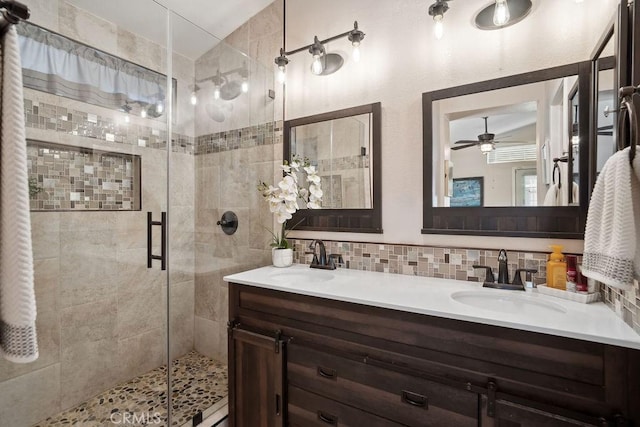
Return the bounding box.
[552,162,561,189]
[617,86,640,166]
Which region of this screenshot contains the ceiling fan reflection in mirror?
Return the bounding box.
[452,116,526,154]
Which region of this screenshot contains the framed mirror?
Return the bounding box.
[590,20,618,194]
[423,62,592,238]
[284,102,382,233]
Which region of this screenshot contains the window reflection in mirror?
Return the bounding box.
[433,75,579,208]
[290,113,373,209]
[595,36,616,174]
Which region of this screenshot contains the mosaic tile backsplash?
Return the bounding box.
[291,239,555,283]
[603,282,640,335]
[290,239,639,335]
[27,141,141,211]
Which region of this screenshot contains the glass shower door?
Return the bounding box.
[0,0,174,425]
[167,8,276,426]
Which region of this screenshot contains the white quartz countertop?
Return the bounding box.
[224,264,640,350]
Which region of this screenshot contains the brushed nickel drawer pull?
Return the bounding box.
[401,390,428,409]
[317,366,337,380]
[317,411,338,425]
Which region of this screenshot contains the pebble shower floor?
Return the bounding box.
[32,351,228,426]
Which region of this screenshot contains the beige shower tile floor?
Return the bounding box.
[33,351,228,427]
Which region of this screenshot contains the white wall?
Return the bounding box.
[284,0,617,252]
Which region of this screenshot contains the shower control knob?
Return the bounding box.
[217,211,238,235]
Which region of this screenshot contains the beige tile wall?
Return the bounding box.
[193,130,280,362]
[191,2,280,362]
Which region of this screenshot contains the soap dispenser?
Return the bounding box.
[546,245,567,290]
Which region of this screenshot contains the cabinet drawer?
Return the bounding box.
[288,385,405,427]
[288,344,478,427]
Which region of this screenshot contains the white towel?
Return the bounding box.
[582,146,640,291]
[543,183,579,206]
[543,184,559,206]
[0,27,38,363]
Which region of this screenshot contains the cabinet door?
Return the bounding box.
[228,327,285,427]
[480,396,601,427]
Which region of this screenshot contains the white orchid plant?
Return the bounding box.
[258,156,323,249]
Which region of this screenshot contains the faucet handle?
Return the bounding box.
[472,265,494,283]
[513,269,538,289]
[328,254,344,268]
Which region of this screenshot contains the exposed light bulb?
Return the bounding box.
[190,92,197,105]
[156,103,163,114]
[140,109,147,118]
[241,79,249,93]
[433,15,444,40]
[213,85,221,100]
[277,66,286,84]
[572,135,580,146]
[124,115,130,123]
[311,55,323,75]
[352,41,361,62]
[493,0,510,26]
[480,142,495,153]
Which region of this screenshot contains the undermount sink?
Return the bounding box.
[451,290,567,315]
[268,270,335,284]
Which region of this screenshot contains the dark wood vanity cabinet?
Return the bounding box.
[228,327,286,427]
[228,283,640,427]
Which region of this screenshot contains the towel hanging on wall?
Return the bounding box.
[582,146,640,291]
[0,25,38,363]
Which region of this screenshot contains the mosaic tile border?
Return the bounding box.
[24,98,195,154]
[194,122,281,155]
[317,154,370,171]
[290,239,639,335]
[25,92,282,158]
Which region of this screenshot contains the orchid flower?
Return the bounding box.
[258,155,323,248]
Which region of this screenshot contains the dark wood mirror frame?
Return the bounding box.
[422,62,592,239]
[284,102,383,233]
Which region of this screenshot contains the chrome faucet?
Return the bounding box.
[305,240,336,270]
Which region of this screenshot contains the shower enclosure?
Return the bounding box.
[0,0,278,425]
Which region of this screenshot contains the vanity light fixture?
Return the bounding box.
[493,0,511,26]
[475,0,531,30]
[274,21,365,82]
[275,48,289,83]
[309,36,325,75]
[211,69,224,100]
[428,0,450,40]
[348,21,364,62]
[196,64,250,101]
[571,105,580,146]
[190,84,200,106]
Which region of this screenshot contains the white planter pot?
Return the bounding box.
[272,248,293,268]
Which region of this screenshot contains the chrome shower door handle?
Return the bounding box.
[147,211,167,270]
